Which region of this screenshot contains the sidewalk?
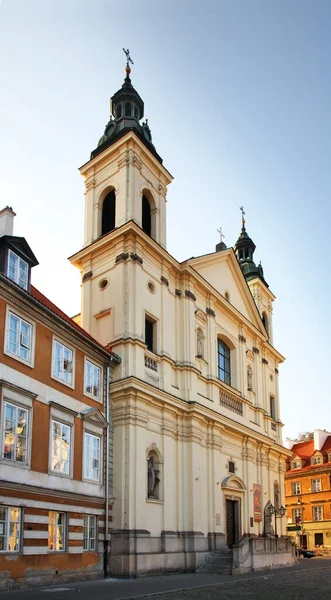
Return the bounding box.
[2,557,331,600]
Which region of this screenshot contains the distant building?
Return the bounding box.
[0,207,120,589]
[285,430,331,551]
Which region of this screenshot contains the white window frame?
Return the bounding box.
[83,515,97,551]
[0,386,33,469]
[312,479,322,492]
[1,401,29,466]
[292,508,302,523]
[48,511,66,552]
[291,460,301,470]
[84,358,102,402]
[0,506,21,553]
[292,481,301,495]
[83,431,102,483]
[49,405,75,478]
[4,306,35,368]
[7,249,29,290]
[313,506,323,521]
[50,419,71,476]
[51,337,75,389]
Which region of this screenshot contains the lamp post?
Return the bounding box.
[268,504,286,539]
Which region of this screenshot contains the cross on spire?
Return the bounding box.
[123,48,134,67]
[217,227,225,244]
[239,205,246,226]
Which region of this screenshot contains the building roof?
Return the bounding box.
[286,437,331,472]
[30,285,117,359]
[289,440,315,460]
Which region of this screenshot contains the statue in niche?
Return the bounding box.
[247,365,253,391]
[147,455,160,498]
[264,501,275,538]
[197,329,204,358]
[274,483,280,511]
[148,457,156,496]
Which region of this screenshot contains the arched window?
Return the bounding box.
[142,194,152,237]
[125,102,131,117]
[134,106,138,119]
[217,339,231,385]
[262,312,269,336]
[101,190,116,235]
[116,104,122,119]
[147,449,161,500]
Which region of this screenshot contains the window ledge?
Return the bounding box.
[3,349,33,369]
[146,498,163,505]
[0,458,30,470]
[51,374,74,390]
[82,477,103,486]
[48,470,72,480]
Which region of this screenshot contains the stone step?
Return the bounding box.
[197,550,233,575]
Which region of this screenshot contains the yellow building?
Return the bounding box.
[70,58,292,576]
[285,430,331,552]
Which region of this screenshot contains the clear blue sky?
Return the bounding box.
[1,0,330,439]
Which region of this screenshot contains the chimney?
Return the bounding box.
[0,206,16,237]
[285,438,296,451]
[314,429,331,451]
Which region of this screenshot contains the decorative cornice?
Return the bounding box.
[85,178,95,192]
[130,252,143,264]
[115,252,129,264]
[175,289,182,297]
[252,347,260,354]
[161,275,169,286]
[185,290,196,301]
[238,334,246,343]
[262,358,268,365]
[82,271,93,282]
[206,307,215,317]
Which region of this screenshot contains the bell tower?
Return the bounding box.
[234,207,275,344]
[81,53,172,251]
[70,53,173,341]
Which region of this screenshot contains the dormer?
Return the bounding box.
[0,207,38,292]
[311,451,323,466]
[290,457,302,470]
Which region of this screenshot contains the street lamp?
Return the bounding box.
[268,504,286,539]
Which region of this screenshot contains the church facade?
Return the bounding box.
[70,61,290,576]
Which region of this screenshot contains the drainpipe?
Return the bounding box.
[104,364,110,578]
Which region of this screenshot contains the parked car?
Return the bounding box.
[296,548,316,558]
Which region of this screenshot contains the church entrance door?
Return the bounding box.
[226,499,240,548]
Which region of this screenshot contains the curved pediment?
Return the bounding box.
[221,475,246,491]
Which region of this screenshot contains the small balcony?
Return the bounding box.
[144,350,158,372]
[219,386,243,416]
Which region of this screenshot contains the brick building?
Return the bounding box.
[0,207,120,589]
[285,429,331,551]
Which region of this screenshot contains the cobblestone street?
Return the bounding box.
[132,563,331,600]
[2,559,331,600]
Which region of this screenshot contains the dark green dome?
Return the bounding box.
[234,220,268,287]
[91,70,162,164]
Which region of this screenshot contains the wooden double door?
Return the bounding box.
[226,499,240,548]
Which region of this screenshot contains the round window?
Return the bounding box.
[148,281,156,294]
[99,279,109,290]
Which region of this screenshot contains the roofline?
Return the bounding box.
[79,129,173,182]
[69,221,285,362]
[0,274,120,364]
